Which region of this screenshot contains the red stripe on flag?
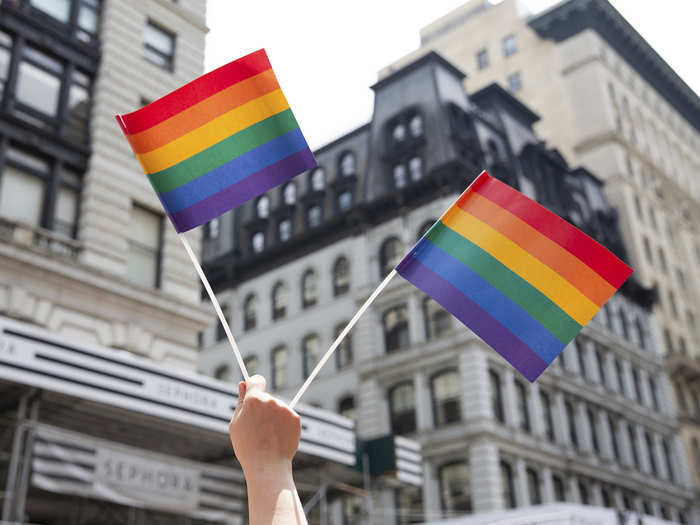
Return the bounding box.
[118,48,272,135]
[468,172,633,288]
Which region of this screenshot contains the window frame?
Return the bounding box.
[333,256,350,296]
[389,381,416,435]
[438,461,472,513]
[126,204,164,289]
[301,269,318,309]
[271,345,288,390]
[243,293,257,331]
[143,20,176,72]
[383,304,410,353]
[431,369,461,427]
[271,281,288,320]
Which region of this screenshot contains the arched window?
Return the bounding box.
[380,237,404,276]
[251,231,265,253]
[337,190,353,212]
[243,355,258,376]
[272,281,288,320]
[307,204,322,227]
[204,218,219,240]
[282,182,296,206]
[587,407,599,454]
[301,269,318,308]
[383,305,409,352]
[214,363,231,381]
[339,152,356,177]
[310,167,325,191]
[409,114,423,137]
[432,370,461,426]
[243,293,257,331]
[335,322,352,369]
[500,461,515,508]
[271,346,287,390]
[392,164,407,188]
[439,462,471,513]
[515,380,530,433]
[216,303,231,341]
[256,194,270,218]
[302,334,320,378]
[338,396,355,420]
[389,382,416,435]
[408,156,422,181]
[424,297,451,340]
[392,122,406,142]
[526,468,541,505]
[489,370,504,423]
[417,219,435,240]
[540,390,554,441]
[278,218,292,242]
[333,257,350,296]
[552,474,566,502]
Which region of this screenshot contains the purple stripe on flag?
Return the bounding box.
[168,148,317,232]
[397,255,548,381]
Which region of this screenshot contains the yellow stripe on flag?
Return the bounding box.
[442,205,599,325]
[137,89,290,174]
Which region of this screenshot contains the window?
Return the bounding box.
[66,69,91,143]
[601,487,612,508]
[490,370,504,423]
[587,407,599,454]
[578,481,589,505]
[338,396,355,420]
[251,231,265,253]
[339,153,356,177]
[409,115,423,137]
[271,281,288,319]
[389,382,416,435]
[30,0,71,22]
[408,157,423,181]
[500,461,515,508]
[476,48,489,70]
[515,380,530,433]
[17,46,63,118]
[618,308,629,339]
[55,182,78,237]
[0,31,11,97]
[643,431,658,477]
[642,236,652,263]
[635,318,647,350]
[307,204,322,227]
[333,257,350,296]
[243,294,257,331]
[204,218,220,240]
[335,323,352,369]
[310,167,325,190]
[256,194,270,218]
[634,196,643,220]
[302,334,320,379]
[608,414,620,460]
[393,164,407,188]
[338,190,353,212]
[424,297,451,339]
[301,269,318,308]
[668,290,678,318]
[271,346,288,390]
[384,305,409,352]
[214,364,231,381]
[628,425,639,468]
[127,205,162,288]
[632,368,642,402]
[144,21,175,70]
[576,341,587,378]
[526,468,541,505]
[439,462,471,512]
[615,359,626,395]
[417,220,435,240]
[432,370,461,426]
[595,348,607,386]
[540,390,554,441]
[216,303,230,341]
[507,71,522,92]
[243,355,258,376]
[278,218,292,242]
[380,237,404,276]
[392,123,406,142]
[76,0,100,44]
[552,475,566,502]
[662,439,674,482]
[565,400,578,449]
[0,164,45,227]
[502,34,517,57]
[282,182,296,206]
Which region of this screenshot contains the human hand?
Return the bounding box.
[228,375,302,478]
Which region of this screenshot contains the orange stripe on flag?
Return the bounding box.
[125,69,280,154]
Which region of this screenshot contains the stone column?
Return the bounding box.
[329,499,344,525]
[503,369,518,429]
[598,409,613,460]
[622,360,635,400]
[582,338,598,382]
[553,392,568,445]
[591,481,603,507]
[542,467,554,503]
[407,292,424,345]
[568,475,580,503]
[638,368,652,408]
[617,420,633,467]
[515,459,528,507]
[470,440,502,512]
[603,352,616,390]
[459,344,490,422]
[575,401,592,453]
[633,424,649,473]
[672,435,692,486]
[372,489,396,525]
[529,382,543,437]
[356,378,390,438]
[652,433,667,480]
[414,371,433,431]
[422,462,441,519]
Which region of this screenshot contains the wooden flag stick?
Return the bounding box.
[289,269,397,409]
[179,234,250,381]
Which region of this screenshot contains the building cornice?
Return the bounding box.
[371,51,466,92]
[528,0,700,133]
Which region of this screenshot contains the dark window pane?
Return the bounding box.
[432,370,461,427]
[17,57,62,116]
[384,305,409,352]
[439,462,471,512]
[390,383,416,435]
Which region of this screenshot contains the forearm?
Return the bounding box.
[244,461,307,525]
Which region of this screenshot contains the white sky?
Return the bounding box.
[205,0,700,150]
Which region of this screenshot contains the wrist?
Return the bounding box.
[242,458,294,487]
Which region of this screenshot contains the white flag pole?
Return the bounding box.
[289,269,397,409]
[179,233,249,381]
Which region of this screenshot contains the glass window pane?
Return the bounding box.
[126,243,158,287]
[55,186,77,237]
[0,166,44,226]
[130,206,160,248]
[17,61,62,116]
[66,82,90,143]
[145,23,174,55]
[78,6,99,32]
[30,0,71,22]
[0,46,10,92]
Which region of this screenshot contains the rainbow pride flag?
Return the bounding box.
[116,49,316,232]
[396,172,633,381]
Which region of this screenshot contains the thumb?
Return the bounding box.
[246,374,267,395]
[233,381,246,417]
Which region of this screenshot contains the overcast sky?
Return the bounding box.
[205,0,700,150]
